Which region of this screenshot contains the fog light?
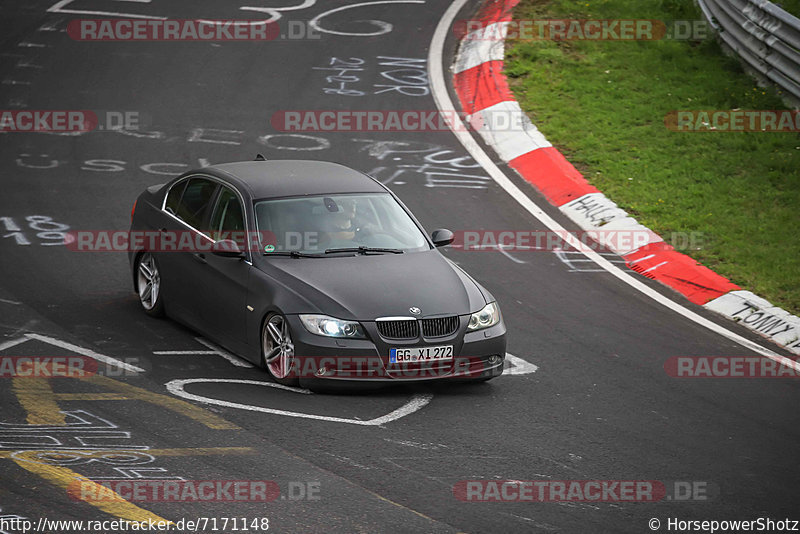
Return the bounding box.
[317,366,335,377]
[488,355,501,365]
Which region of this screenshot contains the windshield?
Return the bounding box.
[254,193,430,254]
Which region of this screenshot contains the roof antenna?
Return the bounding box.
[255,154,267,161]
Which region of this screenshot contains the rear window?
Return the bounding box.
[164,180,187,215]
[173,178,218,229]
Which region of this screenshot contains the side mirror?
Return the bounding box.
[431,228,455,247]
[212,239,245,258]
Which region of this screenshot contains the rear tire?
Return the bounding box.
[262,313,299,386]
[136,252,164,317]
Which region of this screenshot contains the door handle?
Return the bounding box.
[192,253,207,264]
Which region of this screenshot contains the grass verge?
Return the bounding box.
[504,0,800,314]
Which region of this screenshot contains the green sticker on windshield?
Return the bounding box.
[264,244,275,253]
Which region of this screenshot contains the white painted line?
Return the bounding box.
[554,250,624,273]
[25,333,144,373]
[561,258,625,263]
[238,0,318,25]
[472,244,527,264]
[504,353,538,375]
[153,351,218,355]
[0,337,29,352]
[368,395,434,426]
[496,247,526,264]
[430,0,799,372]
[16,61,43,69]
[309,1,426,37]
[627,254,655,265]
[194,337,255,368]
[642,261,668,273]
[152,337,255,367]
[47,0,166,19]
[0,298,22,305]
[382,438,449,450]
[165,378,433,426]
[172,378,310,395]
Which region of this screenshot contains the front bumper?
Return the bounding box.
[284,315,506,387]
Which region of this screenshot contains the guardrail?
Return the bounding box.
[697,0,800,104]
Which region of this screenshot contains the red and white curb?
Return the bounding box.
[451,0,800,355]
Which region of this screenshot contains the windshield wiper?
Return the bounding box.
[324,246,404,255]
[262,250,325,258]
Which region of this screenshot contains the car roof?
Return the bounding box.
[206,160,387,199]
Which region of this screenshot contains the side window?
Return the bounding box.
[175,178,218,230]
[164,180,187,216]
[209,187,246,247]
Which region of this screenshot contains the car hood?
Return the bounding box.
[258,250,488,320]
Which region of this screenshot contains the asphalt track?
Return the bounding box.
[0,1,798,533]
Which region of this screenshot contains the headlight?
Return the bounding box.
[299,314,365,338]
[467,302,501,331]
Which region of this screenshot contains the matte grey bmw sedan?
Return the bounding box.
[129,159,506,389]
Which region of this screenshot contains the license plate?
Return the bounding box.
[390,345,453,363]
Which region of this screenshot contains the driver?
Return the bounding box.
[319,198,375,247]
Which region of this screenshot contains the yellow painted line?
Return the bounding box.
[7,368,243,525]
[360,484,447,525]
[12,451,171,524]
[11,378,65,425]
[82,375,239,430]
[0,447,255,460]
[54,393,130,401]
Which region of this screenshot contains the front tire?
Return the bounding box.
[262,313,299,386]
[136,252,164,317]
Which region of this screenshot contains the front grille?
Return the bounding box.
[377,319,420,339]
[421,316,459,338]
